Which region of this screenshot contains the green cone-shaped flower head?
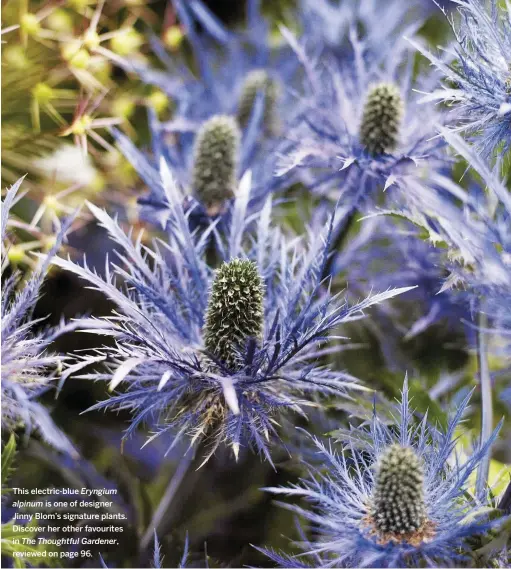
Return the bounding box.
[371,444,426,536]
[203,259,264,371]
[237,69,280,134]
[360,82,404,156]
[192,115,240,215]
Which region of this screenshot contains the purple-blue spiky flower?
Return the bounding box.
[388,131,510,352]
[260,378,505,568]
[51,162,413,464]
[277,34,448,214]
[1,178,77,456]
[411,0,511,160]
[108,0,298,227]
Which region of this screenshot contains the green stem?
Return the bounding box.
[322,208,358,280]
[140,447,197,550]
[475,309,493,501]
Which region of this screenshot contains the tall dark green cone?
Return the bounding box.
[192,115,240,215]
[203,259,264,371]
[371,444,426,535]
[360,83,403,156]
[237,69,280,134]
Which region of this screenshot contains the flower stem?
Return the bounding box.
[140,447,197,550]
[475,309,493,501]
[322,208,358,280]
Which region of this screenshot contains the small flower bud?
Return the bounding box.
[83,29,100,51]
[61,41,91,69]
[360,83,403,156]
[371,444,426,536]
[191,115,240,215]
[20,13,41,37]
[204,259,264,371]
[3,46,30,70]
[237,69,280,134]
[32,83,54,105]
[146,90,169,115]
[110,28,144,56]
[7,245,26,266]
[46,9,74,33]
[164,26,184,52]
[111,95,136,119]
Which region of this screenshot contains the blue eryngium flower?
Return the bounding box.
[260,379,504,568]
[388,131,511,359]
[411,0,511,160]
[277,34,447,212]
[51,162,413,464]
[1,178,76,455]
[108,0,298,227]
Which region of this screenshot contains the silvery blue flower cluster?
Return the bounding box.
[2,0,510,566]
[1,178,77,456]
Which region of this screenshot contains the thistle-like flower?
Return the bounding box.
[277,36,447,212]
[191,115,240,215]
[1,178,76,455]
[260,379,505,567]
[52,163,412,464]
[237,69,280,134]
[107,0,297,227]
[203,259,264,371]
[359,83,404,156]
[411,0,511,160]
[371,444,426,536]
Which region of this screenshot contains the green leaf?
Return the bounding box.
[2,434,17,490]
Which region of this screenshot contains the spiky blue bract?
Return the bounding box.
[51,162,413,464]
[101,532,181,568]
[411,0,511,160]
[299,0,427,66]
[1,178,76,456]
[259,379,505,568]
[276,33,448,214]
[387,131,511,360]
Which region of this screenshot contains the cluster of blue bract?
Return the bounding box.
[2,0,510,567]
[1,179,76,456]
[259,380,503,568]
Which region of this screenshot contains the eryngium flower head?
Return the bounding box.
[1,178,76,455]
[191,115,240,215]
[53,163,412,464]
[372,444,426,536]
[107,0,297,227]
[360,83,404,155]
[204,259,264,371]
[276,36,446,210]
[237,70,280,134]
[260,379,504,567]
[411,0,511,160]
